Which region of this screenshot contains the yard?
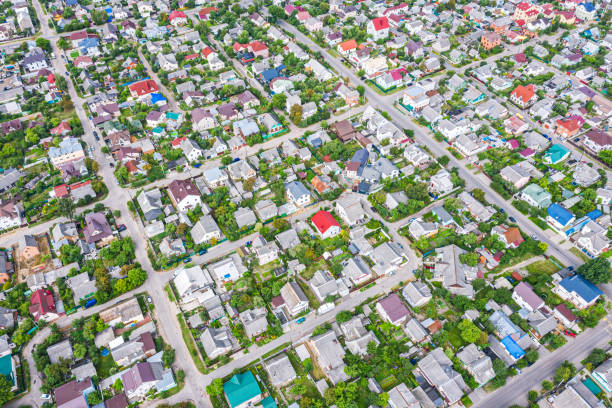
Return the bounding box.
[525,259,561,275]
[95,354,117,378]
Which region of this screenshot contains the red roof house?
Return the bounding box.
[50,121,71,135]
[128,79,159,98]
[555,118,580,138]
[169,10,187,25]
[510,84,536,107]
[29,289,58,322]
[311,210,341,239]
[54,184,69,198]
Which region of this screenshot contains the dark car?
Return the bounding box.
[117,224,126,232]
[371,206,378,213]
[509,216,516,223]
[183,258,192,264]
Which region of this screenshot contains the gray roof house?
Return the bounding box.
[254,199,278,221]
[264,353,297,387]
[433,244,477,298]
[309,270,340,301]
[66,272,97,303]
[200,327,232,359]
[275,228,300,250]
[190,215,222,245]
[340,316,379,356]
[457,344,495,385]
[234,207,257,229]
[404,318,429,343]
[308,330,349,385]
[387,383,421,408]
[401,281,432,308]
[239,307,269,338]
[47,339,73,364]
[417,348,469,404]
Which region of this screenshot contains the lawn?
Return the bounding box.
[96,354,117,377]
[570,247,591,262]
[177,313,207,374]
[526,259,561,275]
[376,373,399,391]
[529,216,549,230]
[447,327,465,350]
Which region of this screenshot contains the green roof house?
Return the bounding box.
[261,397,277,408]
[520,184,552,209]
[543,144,570,164]
[0,353,17,391]
[224,372,262,408]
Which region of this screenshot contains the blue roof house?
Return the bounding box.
[546,203,575,231]
[500,335,525,360]
[553,274,603,310]
[350,149,369,166]
[78,38,100,56]
[285,181,312,207]
[543,144,570,164]
[223,372,262,408]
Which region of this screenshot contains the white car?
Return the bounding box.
[41,394,51,400]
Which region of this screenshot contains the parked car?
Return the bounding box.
[296,317,306,324]
[41,394,51,400]
[509,216,516,223]
[183,257,192,264]
[531,234,537,240]
[147,296,152,304]
[198,248,208,255]
[117,224,126,232]
[564,330,576,338]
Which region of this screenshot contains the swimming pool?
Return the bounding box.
[583,377,603,396]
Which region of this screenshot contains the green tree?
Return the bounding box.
[206,378,224,396]
[92,9,108,25]
[336,311,353,323]
[542,380,554,390]
[271,93,286,109]
[36,38,52,53]
[60,244,82,265]
[577,257,611,283]
[458,319,483,343]
[87,391,102,405]
[58,197,75,220]
[73,343,87,359]
[289,104,303,124]
[554,361,576,384]
[0,376,15,405]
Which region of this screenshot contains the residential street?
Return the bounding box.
[5,5,611,408]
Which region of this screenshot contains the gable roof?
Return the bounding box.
[311,210,339,234]
[223,372,262,408]
[559,274,603,303]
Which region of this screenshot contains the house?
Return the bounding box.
[137,189,163,221]
[553,274,603,309]
[309,270,341,301]
[192,108,216,131]
[583,129,612,153]
[308,330,348,385]
[481,32,501,50]
[457,344,495,385]
[417,348,469,404]
[18,235,39,261]
[239,307,268,338]
[337,39,358,56]
[512,282,544,312]
[552,380,601,408]
[264,354,297,387]
[191,215,222,245]
[335,194,365,226]
[341,316,378,356]
[573,162,601,187]
[510,84,537,108]
[276,229,300,251]
[409,219,438,240]
[547,203,575,231]
[387,383,420,408]
[429,169,454,196]
[49,137,85,169]
[47,339,73,364]
[311,210,341,239]
[253,236,279,265]
[168,179,202,212]
[254,199,278,221]
[169,10,187,26]
[402,281,432,308]
[0,200,21,231]
[234,207,257,229]
[459,191,495,222]
[495,226,525,248]
[279,281,309,316]
[575,2,596,20]
[111,333,156,366]
[83,212,113,244]
[128,79,159,98]
[54,378,94,408]
[432,244,477,298]
[201,327,232,358]
[544,144,571,165]
[173,266,214,310]
[224,372,262,408]
[342,257,372,286]
[331,119,357,142]
[67,272,97,303]
[367,17,390,40]
[556,119,580,138]
[122,362,165,400]
[520,184,552,208]
[376,293,410,325]
[99,298,144,326]
[593,359,612,393]
[285,181,311,207]
[554,303,578,329]
[203,168,228,189]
